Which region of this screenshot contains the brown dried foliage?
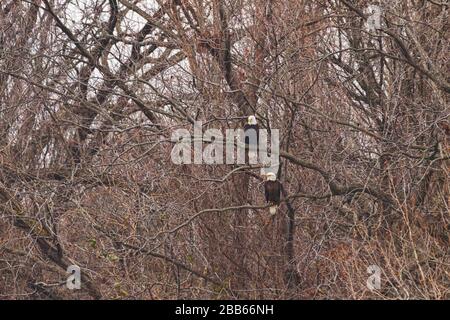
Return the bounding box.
[0,0,448,299]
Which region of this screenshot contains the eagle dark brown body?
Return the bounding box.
[264,180,281,204]
[264,174,282,214]
[244,123,259,147]
[244,115,259,164]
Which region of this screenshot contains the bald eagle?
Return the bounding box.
[264,172,282,214]
[244,115,259,163]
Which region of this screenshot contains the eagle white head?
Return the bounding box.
[247,115,257,125]
[266,172,277,181]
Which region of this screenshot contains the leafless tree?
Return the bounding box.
[0,0,448,299]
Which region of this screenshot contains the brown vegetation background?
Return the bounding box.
[0,0,449,299]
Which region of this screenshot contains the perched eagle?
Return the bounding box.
[244,115,259,163]
[264,172,282,214]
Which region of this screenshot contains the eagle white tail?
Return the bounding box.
[269,205,277,214]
